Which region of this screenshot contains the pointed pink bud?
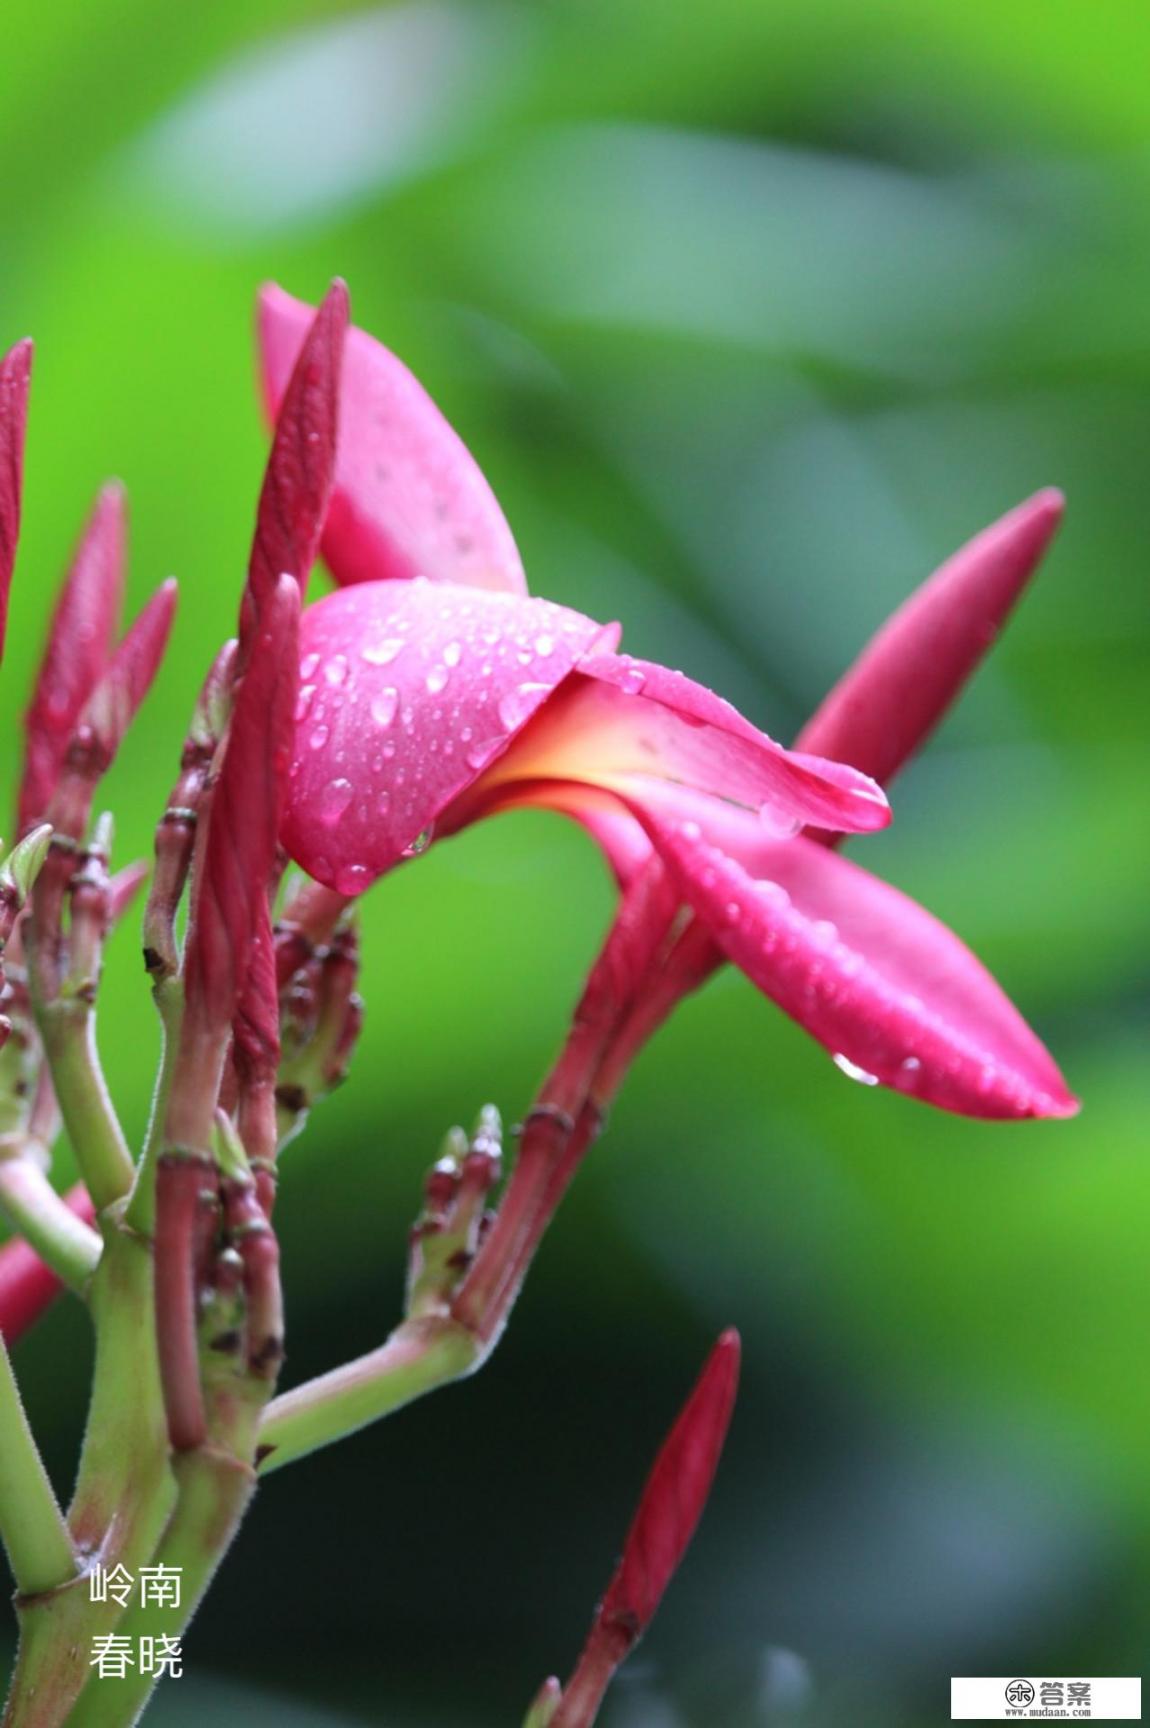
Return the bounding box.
[258,283,527,595]
[0,339,32,665]
[185,575,299,1039]
[282,578,603,891]
[20,482,127,830]
[796,490,1064,786]
[107,860,150,926]
[554,1333,740,1728]
[643,816,1078,1119]
[246,280,348,633]
[79,578,178,766]
[0,1183,94,1343]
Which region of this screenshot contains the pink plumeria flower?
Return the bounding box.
[261,289,1076,1122]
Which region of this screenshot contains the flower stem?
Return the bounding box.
[257,1316,479,1473]
[35,1004,134,1209]
[0,1328,76,1595]
[0,1153,101,1289]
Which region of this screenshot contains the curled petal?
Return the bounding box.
[643,815,1077,1120]
[247,280,348,632]
[185,575,299,1039]
[797,490,1064,787]
[480,654,890,839]
[0,339,32,665]
[80,579,178,766]
[259,284,527,595]
[283,578,604,891]
[21,483,127,830]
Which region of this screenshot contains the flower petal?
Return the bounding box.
[282,578,604,891]
[259,284,527,595]
[479,653,890,838]
[642,815,1078,1119]
[0,339,32,666]
[20,483,126,831]
[796,490,1064,786]
[247,280,348,624]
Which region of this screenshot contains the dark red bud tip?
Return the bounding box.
[0,338,34,666]
[246,279,349,634]
[599,1329,740,1636]
[796,489,1065,791]
[82,578,178,762]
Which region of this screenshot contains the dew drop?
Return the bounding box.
[443,641,462,668]
[335,863,370,895]
[308,724,329,751]
[324,654,349,686]
[618,661,647,695]
[403,825,434,859]
[295,683,317,721]
[895,1055,922,1092]
[300,652,321,680]
[497,682,551,731]
[832,1054,879,1087]
[534,633,555,657]
[426,665,450,695]
[318,777,354,828]
[362,638,405,667]
[371,687,399,729]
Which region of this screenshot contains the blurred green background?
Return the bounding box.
[1,2,1147,1724]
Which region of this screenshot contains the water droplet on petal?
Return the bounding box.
[371,687,399,729]
[308,724,329,751]
[403,825,434,859]
[362,638,405,666]
[318,777,354,828]
[809,919,837,949]
[618,661,647,695]
[335,863,370,895]
[497,682,551,731]
[324,654,349,686]
[534,633,555,657]
[426,665,449,695]
[832,1054,879,1087]
[295,683,317,721]
[895,1056,922,1091]
[300,652,321,680]
[443,641,462,667]
[466,738,500,772]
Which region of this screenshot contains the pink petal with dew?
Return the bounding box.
[643,815,1078,1120]
[479,654,890,839]
[282,579,606,892]
[259,285,527,596]
[797,490,1064,787]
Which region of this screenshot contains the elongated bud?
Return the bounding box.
[20,482,126,831]
[0,339,32,663]
[796,490,1064,791]
[523,1678,562,1727]
[51,579,178,840]
[183,575,299,1048]
[144,639,238,985]
[107,860,150,927]
[244,278,348,647]
[553,1331,741,1728]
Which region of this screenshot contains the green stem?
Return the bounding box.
[125,978,183,1238]
[0,1331,76,1595]
[63,1447,256,1728]
[37,1005,134,1210]
[0,1153,102,1288]
[257,1316,480,1474]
